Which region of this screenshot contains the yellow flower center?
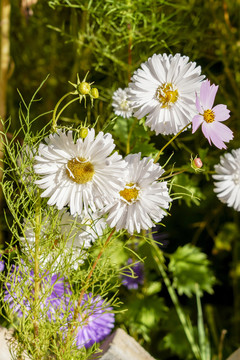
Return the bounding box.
[119,183,139,203]
[156,83,179,108]
[120,100,129,111]
[203,109,215,123]
[66,157,94,184]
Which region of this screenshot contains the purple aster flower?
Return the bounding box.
[4,262,71,320]
[0,254,4,272]
[192,80,233,149]
[121,258,144,290]
[70,293,115,349]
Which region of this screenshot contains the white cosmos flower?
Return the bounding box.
[129,53,204,135]
[34,129,127,215]
[213,149,240,211]
[104,153,171,235]
[20,209,107,270]
[112,88,133,118]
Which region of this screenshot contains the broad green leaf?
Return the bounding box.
[168,244,216,297]
[131,140,158,157]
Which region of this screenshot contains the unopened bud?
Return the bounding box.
[77,82,91,95]
[80,127,88,139]
[194,158,203,169]
[91,88,99,99]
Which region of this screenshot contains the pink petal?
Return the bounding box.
[200,80,218,109]
[210,134,227,150]
[211,121,233,142]
[212,104,230,121]
[200,80,210,109]
[192,115,203,133]
[201,121,233,149]
[201,122,212,145]
[205,83,218,109]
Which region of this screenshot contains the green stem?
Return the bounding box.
[54,97,80,125]
[151,242,201,360]
[196,284,208,360]
[126,118,138,154]
[159,169,186,180]
[62,229,115,355]
[51,92,74,132]
[218,329,227,360]
[33,193,41,346]
[162,167,189,176]
[75,228,115,315]
[154,121,192,164]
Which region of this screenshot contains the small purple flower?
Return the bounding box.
[121,258,144,290]
[192,80,233,149]
[0,254,4,272]
[71,293,115,349]
[4,263,71,320]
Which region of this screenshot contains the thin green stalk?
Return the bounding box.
[62,228,115,355]
[151,242,201,360]
[33,193,41,346]
[54,97,80,125]
[126,118,138,154]
[51,91,74,132]
[162,167,188,176]
[159,169,186,180]
[218,329,227,360]
[154,122,192,163]
[196,284,210,360]
[75,228,115,313]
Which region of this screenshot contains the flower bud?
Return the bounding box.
[191,156,204,172]
[91,88,99,99]
[194,158,203,169]
[80,127,88,139]
[77,82,91,95]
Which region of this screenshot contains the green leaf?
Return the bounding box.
[168,244,216,297]
[112,117,133,145]
[213,222,237,253]
[131,140,158,157]
[159,309,198,359]
[112,117,158,156]
[118,295,168,341]
[162,325,198,360]
[144,281,162,296]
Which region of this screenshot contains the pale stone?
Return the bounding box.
[0,326,31,360]
[227,348,240,360]
[91,328,156,360]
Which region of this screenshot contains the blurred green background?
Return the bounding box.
[1,0,240,359]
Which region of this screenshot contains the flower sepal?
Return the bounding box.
[69,73,99,107]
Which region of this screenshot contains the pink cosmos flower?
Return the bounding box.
[192,80,233,149]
